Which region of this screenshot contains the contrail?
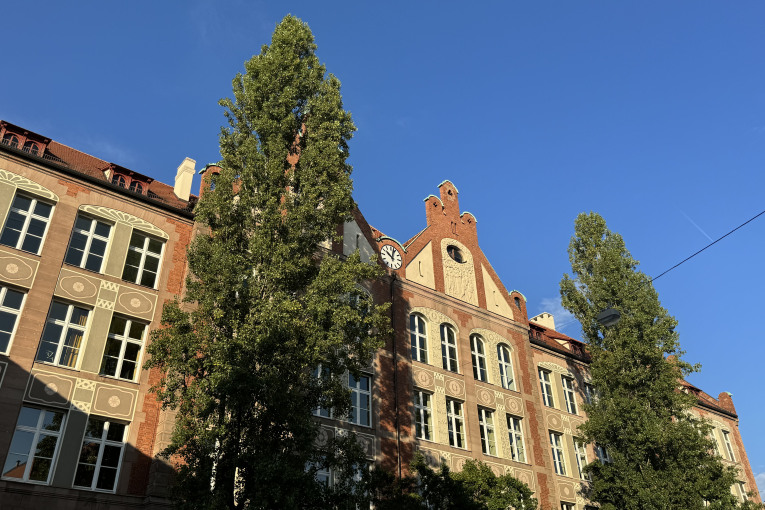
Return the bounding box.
[678,209,713,241]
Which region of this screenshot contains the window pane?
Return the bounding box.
[21,234,42,254]
[143,255,159,272]
[122,265,139,283]
[103,337,122,357]
[119,360,136,380]
[70,307,89,326]
[27,457,52,481]
[3,453,29,478]
[49,302,69,321]
[128,322,145,340]
[78,441,100,464]
[33,201,52,218]
[26,218,47,237]
[85,418,105,439]
[94,222,110,238]
[2,289,24,309]
[96,466,118,490]
[0,310,17,333]
[147,238,162,254]
[74,463,96,487]
[124,343,140,362]
[13,195,33,211]
[139,270,157,288]
[40,411,64,431]
[109,316,127,335]
[0,225,21,248]
[89,238,108,257]
[17,407,41,428]
[107,423,126,442]
[84,253,104,272]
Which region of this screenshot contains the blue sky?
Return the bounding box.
[3,1,763,497]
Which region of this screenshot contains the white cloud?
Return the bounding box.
[755,471,765,499]
[537,297,577,333]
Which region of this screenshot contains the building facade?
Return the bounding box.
[0,121,195,509]
[0,122,759,508]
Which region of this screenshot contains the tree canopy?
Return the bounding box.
[560,212,755,509]
[145,15,389,509]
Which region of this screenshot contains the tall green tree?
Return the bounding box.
[146,15,389,510]
[560,212,750,510]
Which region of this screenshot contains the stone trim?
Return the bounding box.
[0,168,59,201]
[78,204,169,239]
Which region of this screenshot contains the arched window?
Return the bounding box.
[3,133,19,148]
[112,175,126,188]
[409,314,428,363]
[470,334,487,382]
[497,344,516,390]
[440,324,458,373]
[514,296,521,309]
[129,181,144,194]
[22,141,39,155]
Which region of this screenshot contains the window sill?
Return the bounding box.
[0,243,42,258]
[63,262,105,276]
[98,373,139,385]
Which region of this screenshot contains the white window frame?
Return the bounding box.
[72,418,127,492]
[446,398,465,448]
[35,301,90,368]
[561,376,578,415]
[0,192,54,255]
[574,439,590,481]
[440,324,458,373]
[64,215,112,273]
[737,482,748,502]
[312,364,333,419]
[583,382,596,405]
[497,344,516,391]
[413,390,432,441]
[478,407,496,456]
[2,407,66,484]
[348,372,371,427]
[539,368,554,407]
[122,231,164,289]
[0,285,25,355]
[722,430,736,461]
[595,443,611,463]
[410,314,428,363]
[561,503,575,510]
[507,415,526,463]
[709,429,721,457]
[470,334,488,382]
[550,431,567,476]
[100,316,147,381]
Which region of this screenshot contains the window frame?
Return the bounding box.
[72,418,127,493]
[561,376,578,415]
[413,390,433,441]
[64,215,112,273]
[0,192,54,255]
[595,443,611,463]
[410,313,428,363]
[121,231,165,289]
[722,430,736,461]
[478,407,496,456]
[1,406,66,484]
[0,285,25,355]
[35,301,90,368]
[99,316,147,381]
[470,334,488,382]
[311,364,333,419]
[539,368,555,407]
[583,382,596,405]
[574,439,590,481]
[348,372,372,427]
[440,324,459,373]
[497,343,516,391]
[550,431,567,476]
[506,415,526,463]
[446,398,465,449]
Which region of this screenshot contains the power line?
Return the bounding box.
[551,206,765,331]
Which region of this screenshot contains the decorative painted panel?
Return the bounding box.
[0,168,59,201]
[78,204,168,239]
[92,384,137,419]
[25,370,75,408]
[443,375,465,398]
[114,286,157,321]
[55,269,100,305]
[504,395,524,416]
[538,361,574,378]
[412,366,435,391]
[0,249,38,288]
[514,467,535,489]
[546,412,565,432]
[558,481,577,502]
[475,386,495,408]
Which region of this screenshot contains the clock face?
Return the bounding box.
[380,244,402,269]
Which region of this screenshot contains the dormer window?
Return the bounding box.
[22,141,39,155]
[112,175,127,188]
[2,133,19,149]
[129,181,144,194]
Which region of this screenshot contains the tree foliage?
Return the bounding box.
[145,15,389,509]
[367,453,537,510]
[560,212,756,509]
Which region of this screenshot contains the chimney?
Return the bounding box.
[717,392,737,415]
[174,157,196,201]
[530,312,556,331]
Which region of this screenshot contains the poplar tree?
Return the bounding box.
[560,212,752,509]
[146,15,389,510]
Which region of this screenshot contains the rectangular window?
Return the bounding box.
[507,415,526,463]
[539,368,554,407]
[470,335,488,382]
[0,193,53,254]
[122,231,163,288]
[574,440,590,480]
[35,301,90,367]
[722,431,736,461]
[413,390,432,440]
[583,382,596,405]
[348,373,371,427]
[738,482,748,502]
[440,324,459,373]
[410,314,428,363]
[709,430,721,457]
[64,216,111,273]
[561,503,575,510]
[550,431,566,476]
[0,285,25,354]
[561,376,577,415]
[312,365,332,418]
[595,443,611,463]
[497,344,516,391]
[446,398,465,448]
[73,418,126,492]
[478,408,496,456]
[2,407,65,483]
[100,316,146,381]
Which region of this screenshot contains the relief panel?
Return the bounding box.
[78,205,168,239]
[0,249,38,288]
[412,366,435,391]
[515,467,535,489]
[546,411,565,432]
[114,286,157,321]
[441,238,478,306]
[558,481,577,502]
[92,383,137,419]
[0,168,60,201]
[55,268,101,305]
[24,370,75,408]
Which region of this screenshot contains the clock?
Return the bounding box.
[380,244,402,270]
